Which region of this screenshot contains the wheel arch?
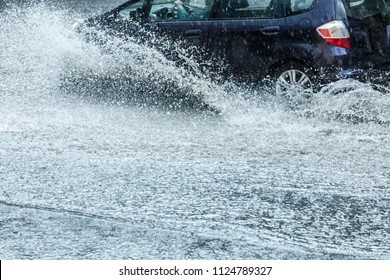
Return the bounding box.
[267,59,316,77]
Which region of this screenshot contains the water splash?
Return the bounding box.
[299,80,390,125]
[0,4,81,99]
[1,2,390,124]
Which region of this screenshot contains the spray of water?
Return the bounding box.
[1,2,390,123]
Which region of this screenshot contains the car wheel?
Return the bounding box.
[274,63,316,103]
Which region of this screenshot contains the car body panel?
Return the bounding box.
[208,18,288,78]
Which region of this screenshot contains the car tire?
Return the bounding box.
[273,62,317,102]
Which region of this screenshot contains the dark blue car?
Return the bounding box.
[74,0,390,95]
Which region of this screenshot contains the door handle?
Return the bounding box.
[185,29,202,38]
[261,26,280,35]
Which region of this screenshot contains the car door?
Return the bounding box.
[102,0,150,39]
[208,0,287,80]
[105,0,217,65]
[147,0,217,62]
[108,0,214,43]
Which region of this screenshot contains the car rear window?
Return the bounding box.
[343,0,389,19]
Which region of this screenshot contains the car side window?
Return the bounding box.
[215,0,284,19]
[116,0,145,20]
[285,0,315,16]
[149,0,214,21]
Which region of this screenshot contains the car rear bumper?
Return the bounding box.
[336,67,390,85]
[310,46,390,85]
[315,59,390,85]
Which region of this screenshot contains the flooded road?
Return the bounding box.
[0,0,389,259]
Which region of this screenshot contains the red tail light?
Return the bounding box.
[317,21,351,49]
